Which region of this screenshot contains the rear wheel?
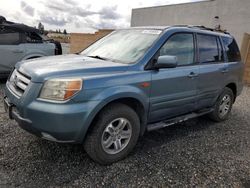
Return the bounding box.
[84,103,140,164]
[209,87,234,122]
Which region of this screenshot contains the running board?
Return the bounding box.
[147,108,214,132]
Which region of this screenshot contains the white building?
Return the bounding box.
[131,0,250,47]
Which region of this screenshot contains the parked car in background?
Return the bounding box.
[0,16,62,78]
[4,25,243,164]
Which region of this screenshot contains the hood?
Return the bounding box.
[16,54,129,82]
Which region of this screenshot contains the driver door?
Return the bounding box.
[149,32,199,123]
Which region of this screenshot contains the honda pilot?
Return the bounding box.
[4,26,244,164]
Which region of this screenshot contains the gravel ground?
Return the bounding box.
[0,82,250,188]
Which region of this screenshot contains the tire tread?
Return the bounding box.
[84,103,140,164]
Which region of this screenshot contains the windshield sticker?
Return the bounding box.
[142,30,162,35]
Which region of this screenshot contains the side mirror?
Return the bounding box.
[154,55,177,69]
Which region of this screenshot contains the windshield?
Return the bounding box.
[81,29,162,64]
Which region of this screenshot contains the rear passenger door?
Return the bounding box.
[0,26,26,73]
[196,34,226,109]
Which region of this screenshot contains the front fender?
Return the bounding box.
[92,85,149,106]
[76,85,150,143]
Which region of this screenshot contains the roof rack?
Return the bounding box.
[172,25,230,34]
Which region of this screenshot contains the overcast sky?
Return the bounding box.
[0,0,201,33]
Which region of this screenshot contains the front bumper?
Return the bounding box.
[4,97,41,138]
[4,82,100,143]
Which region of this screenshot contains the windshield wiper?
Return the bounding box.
[86,55,122,63]
[87,55,107,61]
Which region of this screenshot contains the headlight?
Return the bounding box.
[39,79,82,101]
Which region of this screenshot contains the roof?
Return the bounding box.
[0,16,40,33]
[0,23,41,33]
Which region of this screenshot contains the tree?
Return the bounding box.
[38,22,44,33]
[63,29,67,35]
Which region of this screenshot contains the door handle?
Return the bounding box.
[12,50,24,53]
[188,72,198,78]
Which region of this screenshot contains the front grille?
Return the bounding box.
[8,69,31,97]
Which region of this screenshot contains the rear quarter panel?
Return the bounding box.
[225,61,244,96]
[22,42,55,59]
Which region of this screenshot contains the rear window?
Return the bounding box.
[197,34,223,63]
[222,37,241,62]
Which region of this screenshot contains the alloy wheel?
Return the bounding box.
[101,118,132,155]
[218,94,231,118]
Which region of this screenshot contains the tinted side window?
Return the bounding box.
[25,32,43,43]
[222,37,241,62]
[159,33,194,66]
[217,37,224,62]
[197,34,222,63]
[0,27,20,45]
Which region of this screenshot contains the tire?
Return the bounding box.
[84,103,140,165]
[209,87,234,122]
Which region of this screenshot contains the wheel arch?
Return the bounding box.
[81,96,148,143]
[26,56,42,60]
[22,53,45,60]
[225,82,237,102]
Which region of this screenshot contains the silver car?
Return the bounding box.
[0,17,62,77]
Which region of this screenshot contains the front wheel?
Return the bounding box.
[209,87,234,122]
[84,103,140,164]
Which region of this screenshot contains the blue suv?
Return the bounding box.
[4,26,244,164]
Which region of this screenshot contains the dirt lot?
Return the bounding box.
[0,82,250,188]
